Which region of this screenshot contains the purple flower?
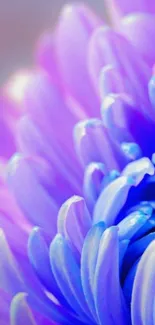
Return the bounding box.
[1,1,155,324]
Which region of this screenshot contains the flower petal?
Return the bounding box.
[54,4,101,116]
[28,227,71,310]
[93,227,129,325]
[120,13,155,68]
[81,222,106,320]
[10,293,37,325]
[131,241,155,325]
[7,154,58,236]
[83,162,105,212]
[118,210,151,240]
[50,234,93,323]
[93,176,135,226]
[89,27,151,109]
[57,196,91,255]
[74,118,122,170]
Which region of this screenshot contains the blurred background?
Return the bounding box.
[0,0,105,85]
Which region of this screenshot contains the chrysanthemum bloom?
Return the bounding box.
[2,1,155,324]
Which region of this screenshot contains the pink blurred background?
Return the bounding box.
[0,0,105,85]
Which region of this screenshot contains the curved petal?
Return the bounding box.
[74,118,123,171]
[7,154,58,236]
[93,176,135,226]
[118,210,151,240]
[28,227,71,310]
[93,227,129,325]
[83,162,105,212]
[105,0,155,20]
[81,222,106,320]
[54,4,101,116]
[120,13,155,67]
[57,196,91,255]
[10,293,37,325]
[131,241,155,325]
[89,27,151,110]
[50,234,93,323]
[101,94,155,157]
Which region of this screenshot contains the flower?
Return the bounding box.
[1,1,155,324]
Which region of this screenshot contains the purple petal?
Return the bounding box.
[89,27,151,109]
[0,229,25,296]
[93,176,135,226]
[120,13,155,68]
[7,154,58,236]
[18,116,82,198]
[99,65,126,99]
[131,241,155,325]
[93,227,129,325]
[102,94,155,157]
[10,293,37,325]
[108,0,155,17]
[57,196,91,255]
[54,4,101,116]
[74,118,122,171]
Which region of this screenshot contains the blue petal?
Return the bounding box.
[121,142,142,161]
[119,240,130,272]
[93,227,129,325]
[57,196,91,255]
[131,241,155,325]
[118,210,151,240]
[50,234,93,323]
[93,176,135,226]
[83,162,105,212]
[81,222,106,321]
[28,227,71,310]
[123,233,155,277]
[123,259,139,305]
[122,157,154,186]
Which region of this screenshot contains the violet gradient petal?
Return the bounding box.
[131,241,155,325]
[120,13,155,68]
[93,176,135,226]
[18,116,81,199]
[99,65,126,99]
[54,4,101,116]
[28,227,71,311]
[83,162,105,212]
[50,234,93,324]
[10,293,37,325]
[101,94,155,157]
[74,118,121,171]
[89,27,151,109]
[0,229,25,296]
[57,196,92,255]
[7,154,58,236]
[93,227,129,325]
[106,0,155,19]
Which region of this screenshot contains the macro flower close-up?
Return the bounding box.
[1,0,155,324]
